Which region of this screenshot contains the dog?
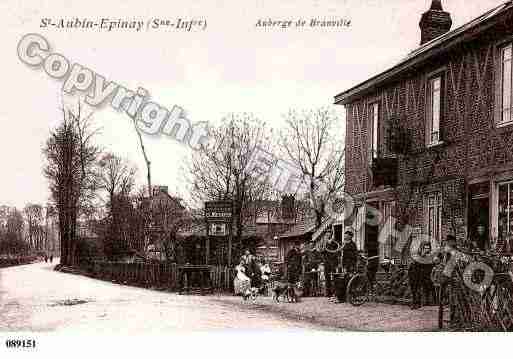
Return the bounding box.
[272,281,302,303]
[242,287,259,303]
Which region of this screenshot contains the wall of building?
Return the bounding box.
[343,18,513,246]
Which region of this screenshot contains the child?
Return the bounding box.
[318,262,326,297]
[260,261,271,281]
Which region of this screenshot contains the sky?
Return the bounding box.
[0,0,506,208]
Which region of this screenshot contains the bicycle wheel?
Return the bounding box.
[347,274,369,306]
[482,273,513,331]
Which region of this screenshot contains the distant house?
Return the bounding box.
[144,185,187,260]
[118,248,147,263]
[276,219,317,263]
[177,195,313,266]
[76,220,103,262]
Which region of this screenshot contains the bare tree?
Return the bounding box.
[279,108,345,229]
[124,113,152,199]
[43,105,100,266]
[98,153,137,218]
[97,152,138,259]
[24,204,43,250]
[0,207,27,255]
[44,204,57,253]
[187,113,273,254]
[149,191,190,263]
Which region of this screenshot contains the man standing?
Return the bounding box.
[409,242,435,309]
[471,224,487,251]
[285,243,302,284]
[334,230,358,302]
[442,234,458,321]
[324,232,340,297]
[341,230,358,273]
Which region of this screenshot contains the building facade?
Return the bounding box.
[335,1,513,262]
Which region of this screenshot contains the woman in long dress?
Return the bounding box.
[234,260,251,295]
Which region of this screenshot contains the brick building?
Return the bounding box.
[335,1,513,263]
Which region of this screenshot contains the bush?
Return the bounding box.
[0,255,39,268]
[76,237,103,269]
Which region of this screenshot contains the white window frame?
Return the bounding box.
[210,222,227,236]
[499,43,513,127]
[426,75,443,146]
[425,192,442,244]
[354,205,366,251]
[369,102,380,161]
[496,180,513,240]
[380,201,395,261]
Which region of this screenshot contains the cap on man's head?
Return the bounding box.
[446,234,457,243]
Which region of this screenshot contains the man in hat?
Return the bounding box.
[334,229,358,302]
[440,234,458,321]
[443,234,457,263]
[285,243,302,284]
[471,223,487,251]
[408,241,435,309]
[342,230,358,273]
[324,230,340,297]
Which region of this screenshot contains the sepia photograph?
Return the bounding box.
[1,0,512,357]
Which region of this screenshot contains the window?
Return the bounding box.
[427,76,443,145]
[426,192,442,243]
[210,223,227,236]
[380,201,395,260]
[498,182,513,240]
[332,223,343,243]
[354,205,365,251]
[499,44,513,126]
[369,102,380,160]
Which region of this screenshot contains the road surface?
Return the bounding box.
[0,261,323,332]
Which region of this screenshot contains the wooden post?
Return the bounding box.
[228,223,233,267]
[206,237,210,265]
[438,285,444,330]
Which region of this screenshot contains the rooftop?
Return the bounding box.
[334,1,513,105]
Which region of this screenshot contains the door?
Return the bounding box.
[468,186,490,249]
[365,223,379,258]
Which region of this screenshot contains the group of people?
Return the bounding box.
[284,229,359,301]
[234,229,468,308]
[44,254,54,263]
[408,234,461,309]
[234,249,271,295]
[284,228,460,308]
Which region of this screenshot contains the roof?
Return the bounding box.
[177,222,260,239]
[278,219,317,239]
[334,1,513,105]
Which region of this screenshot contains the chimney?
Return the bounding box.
[419,0,452,45]
[152,185,168,196]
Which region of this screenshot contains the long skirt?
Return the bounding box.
[234,277,251,295]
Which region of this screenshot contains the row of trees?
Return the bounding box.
[0,204,59,256]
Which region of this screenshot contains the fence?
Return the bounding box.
[86,261,236,293]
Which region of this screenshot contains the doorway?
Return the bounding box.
[365,223,379,258]
[468,182,490,249]
[365,223,379,284]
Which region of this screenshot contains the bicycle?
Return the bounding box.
[433,249,513,330]
[345,254,381,306]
